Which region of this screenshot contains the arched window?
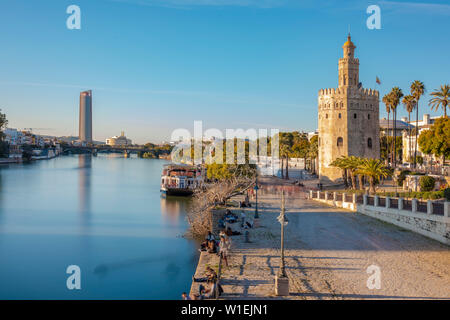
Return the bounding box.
[337,137,343,147]
[368,114,371,119]
[368,138,372,149]
[338,113,342,119]
[326,114,328,119]
[354,113,357,119]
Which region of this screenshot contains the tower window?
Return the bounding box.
[368,114,370,119]
[354,113,357,119]
[338,113,342,119]
[368,138,373,149]
[326,114,328,119]
[337,137,343,147]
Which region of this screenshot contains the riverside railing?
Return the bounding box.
[309,190,449,218]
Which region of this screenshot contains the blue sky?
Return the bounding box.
[0,0,449,143]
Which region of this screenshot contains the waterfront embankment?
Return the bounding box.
[189,178,450,300]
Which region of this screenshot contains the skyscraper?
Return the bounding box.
[79,90,92,143]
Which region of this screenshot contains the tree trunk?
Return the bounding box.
[280,157,284,178]
[350,171,356,190]
[369,176,375,194]
[408,112,411,162]
[358,174,364,191]
[393,110,397,167]
[285,156,289,180]
[414,99,419,168]
[386,112,390,165]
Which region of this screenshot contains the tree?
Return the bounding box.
[411,80,426,168]
[418,117,450,165]
[402,95,416,162]
[280,132,294,179]
[429,84,449,118]
[0,109,8,158]
[389,87,404,167]
[330,156,349,188]
[356,158,391,194]
[382,94,392,165]
[308,135,318,175]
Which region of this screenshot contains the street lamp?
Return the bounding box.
[275,190,289,295]
[254,177,259,219]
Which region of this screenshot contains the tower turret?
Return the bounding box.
[338,34,359,88]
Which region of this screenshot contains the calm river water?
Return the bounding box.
[0,154,199,299]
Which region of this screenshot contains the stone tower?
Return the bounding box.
[318,35,380,183]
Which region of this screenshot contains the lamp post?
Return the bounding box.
[254,177,259,219]
[275,190,289,295]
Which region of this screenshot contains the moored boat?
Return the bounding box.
[160,164,204,196]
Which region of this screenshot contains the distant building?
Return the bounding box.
[79,90,93,143]
[318,35,380,183]
[106,131,132,146]
[379,118,414,137]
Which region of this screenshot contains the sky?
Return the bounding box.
[0,0,449,144]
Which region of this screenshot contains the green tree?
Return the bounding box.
[356,158,391,194]
[308,135,318,175]
[0,109,8,158]
[402,95,416,162]
[418,117,450,165]
[429,84,449,118]
[411,80,426,167]
[382,93,392,164]
[389,87,404,167]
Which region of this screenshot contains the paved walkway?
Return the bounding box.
[216,191,450,299]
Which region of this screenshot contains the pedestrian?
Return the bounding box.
[219,236,229,267]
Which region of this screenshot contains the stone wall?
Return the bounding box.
[309,190,450,246]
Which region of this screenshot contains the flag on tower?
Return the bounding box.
[376,76,381,85]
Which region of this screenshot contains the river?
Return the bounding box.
[0,154,199,299]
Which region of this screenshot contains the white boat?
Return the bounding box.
[160,164,204,196]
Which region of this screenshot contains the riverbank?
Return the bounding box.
[188,178,450,300]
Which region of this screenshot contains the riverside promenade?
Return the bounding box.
[190,178,450,300]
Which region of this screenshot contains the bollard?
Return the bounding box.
[309,190,313,199]
[374,195,379,207]
[324,192,328,201]
[444,202,449,218]
[398,197,403,211]
[427,200,433,215]
[412,198,418,213]
[385,197,390,209]
[352,193,357,204]
[363,194,368,206]
[333,192,337,201]
[317,190,320,199]
[342,192,347,203]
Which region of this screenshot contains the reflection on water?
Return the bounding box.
[78,155,92,223]
[160,196,191,225]
[0,155,198,299]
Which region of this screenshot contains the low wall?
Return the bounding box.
[309,190,450,246]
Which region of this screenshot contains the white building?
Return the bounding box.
[106,131,132,146]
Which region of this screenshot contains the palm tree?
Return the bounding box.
[356,158,391,194]
[429,84,449,118]
[411,80,425,168]
[389,87,404,167]
[382,94,392,165]
[330,156,348,188]
[402,95,416,162]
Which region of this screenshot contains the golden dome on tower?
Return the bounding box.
[343,34,355,47]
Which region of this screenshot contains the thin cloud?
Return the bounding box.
[107,0,291,9]
[0,80,300,109]
[379,1,450,16]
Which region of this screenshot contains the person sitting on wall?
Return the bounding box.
[192,266,217,283]
[207,240,217,254]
